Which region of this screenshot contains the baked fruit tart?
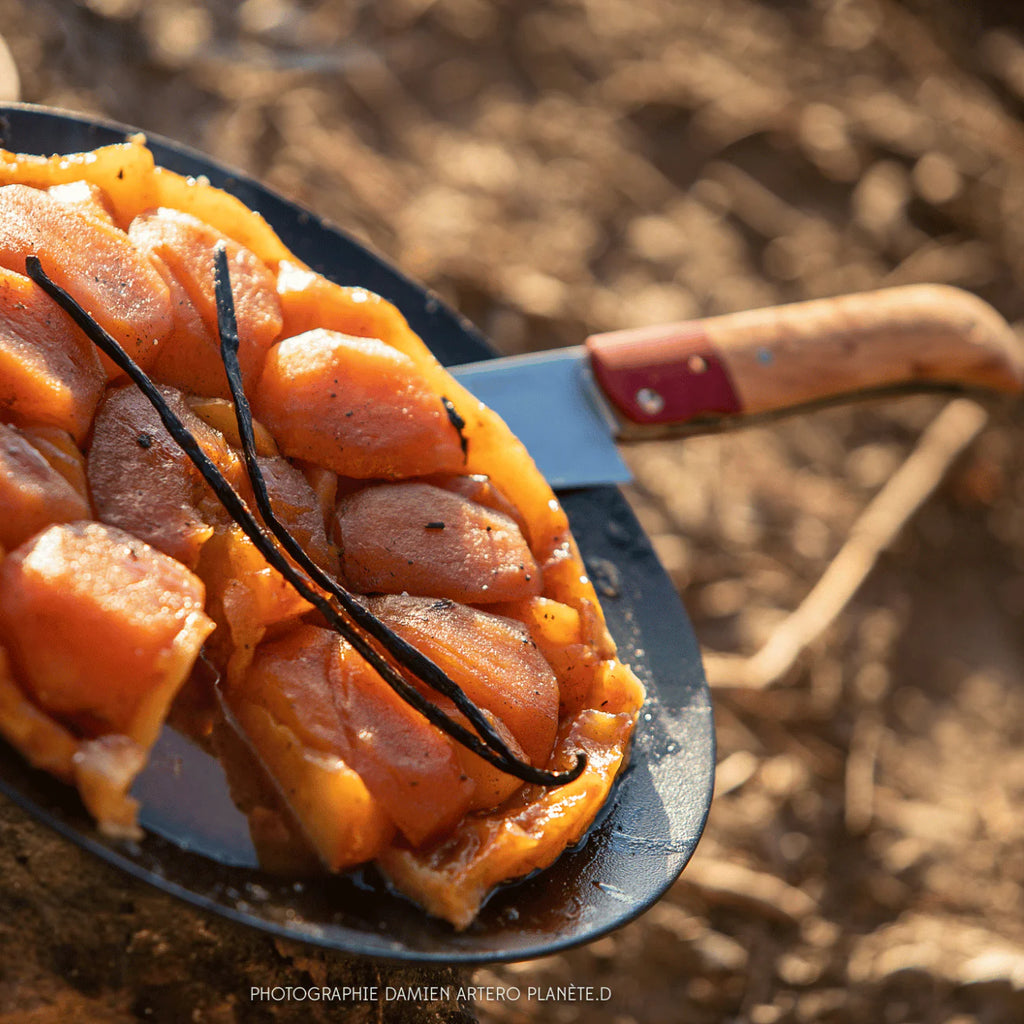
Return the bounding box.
[0,136,645,929]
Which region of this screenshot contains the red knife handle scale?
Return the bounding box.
[586,322,741,428]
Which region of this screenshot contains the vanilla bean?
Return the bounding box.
[210,245,567,779]
[28,254,585,788]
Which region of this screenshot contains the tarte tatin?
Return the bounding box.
[0,137,644,928]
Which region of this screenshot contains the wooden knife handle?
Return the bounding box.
[585,285,1024,437]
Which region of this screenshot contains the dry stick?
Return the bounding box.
[844,713,885,836]
[678,857,818,926]
[704,397,990,690]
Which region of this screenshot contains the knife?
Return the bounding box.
[449,284,1024,489]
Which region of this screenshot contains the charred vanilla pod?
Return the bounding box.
[27,253,585,788]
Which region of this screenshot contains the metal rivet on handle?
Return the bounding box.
[635,387,665,416]
[687,354,708,374]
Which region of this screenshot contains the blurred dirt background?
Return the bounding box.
[2,0,1024,1021]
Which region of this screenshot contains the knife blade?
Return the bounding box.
[448,285,1024,489]
[450,347,630,489]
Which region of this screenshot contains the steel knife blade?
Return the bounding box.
[449,347,631,489]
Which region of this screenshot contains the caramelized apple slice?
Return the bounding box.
[368,594,559,770]
[47,180,117,226]
[197,525,314,684]
[0,184,173,376]
[0,521,214,749]
[17,425,90,502]
[0,421,90,550]
[379,708,638,929]
[485,595,606,717]
[424,473,531,540]
[87,384,245,568]
[0,141,159,225]
[187,396,279,457]
[193,454,337,680]
[424,697,529,813]
[225,700,395,872]
[0,265,105,443]
[253,328,466,479]
[276,260,407,342]
[255,453,336,573]
[145,252,222,398]
[234,624,474,846]
[335,482,541,603]
[130,208,283,398]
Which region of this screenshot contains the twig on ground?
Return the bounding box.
[679,858,818,926]
[844,712,885,835]
[704,397,990,689]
